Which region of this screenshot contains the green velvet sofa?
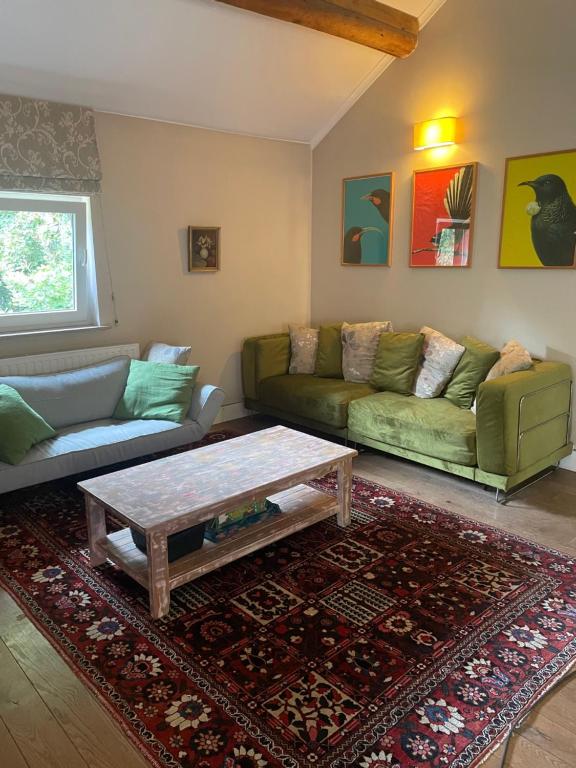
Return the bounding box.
[242,333,573,495]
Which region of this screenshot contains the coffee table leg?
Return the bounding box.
[85,496,108,566]
[147,530,170,620]
[337,456,353,527]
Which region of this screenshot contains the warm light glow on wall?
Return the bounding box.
[413,117,459,151]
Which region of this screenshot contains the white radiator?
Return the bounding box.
[0,343,140,376]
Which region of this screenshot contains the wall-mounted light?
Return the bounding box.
[413,117,459,151]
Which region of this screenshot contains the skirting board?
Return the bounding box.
[560,451,576,473]
[214,402,253,424]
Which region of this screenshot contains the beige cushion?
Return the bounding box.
[486,340,532,381]
[413,326,465,399]
[342,321,393,383]
[289,325,319,374]
[143,342,191,366]
[471,340,533,413]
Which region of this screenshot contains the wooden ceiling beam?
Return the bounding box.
[213,0,419,58]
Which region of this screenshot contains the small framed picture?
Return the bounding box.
[499,149,576,269]
[341,172,394,266]
[188,226,220,272]
[410,163,478,268]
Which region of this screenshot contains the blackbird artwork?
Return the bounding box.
[342,172,393,266]
[343,226,383,264]
[519,174,576,267]
[361,189,391,224]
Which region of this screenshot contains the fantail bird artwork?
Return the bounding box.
[519,174,576,267]
[412,165,475,266]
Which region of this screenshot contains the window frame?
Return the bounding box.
[0,191,99,334]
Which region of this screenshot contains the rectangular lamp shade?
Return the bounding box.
[413,117,458,151]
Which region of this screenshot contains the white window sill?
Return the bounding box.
[0,324,113,339]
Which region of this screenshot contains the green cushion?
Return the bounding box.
[348,391,477,465]
[0,384,56,465]
[444,336,500,409]
[259,374,375,429]
[370,332,424,394]
[113,360,199,423]
[315,323,343,378]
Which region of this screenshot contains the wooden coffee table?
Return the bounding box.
[78,426,357,619]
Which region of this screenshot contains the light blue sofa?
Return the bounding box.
[0,352,225,494]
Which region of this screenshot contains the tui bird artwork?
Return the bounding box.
[343,226,383,264]
[518,174,576,267]
[410,163,477,267]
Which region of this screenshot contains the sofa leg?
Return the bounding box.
[495,464,559,505]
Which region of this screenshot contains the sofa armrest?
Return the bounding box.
[188,384,226,434]
[242,334,290,401]
[476,361,572,476]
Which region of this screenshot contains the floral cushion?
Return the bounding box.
[413,327,465,399]
[288,325,319,375]
[341,321,393,383]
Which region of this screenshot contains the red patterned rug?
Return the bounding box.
[1,431,575,768]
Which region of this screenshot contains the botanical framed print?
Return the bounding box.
[341,172,394,266]
[410,163,478,268]
[188,226,220,272]
[499,149,576,269]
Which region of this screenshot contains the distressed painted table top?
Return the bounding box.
[78,426,356,530]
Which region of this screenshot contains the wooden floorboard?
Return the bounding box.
[0,414,575,767]
[0,593,150,768]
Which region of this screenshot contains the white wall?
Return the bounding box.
[311,0,576,456]
[0,113,312,412]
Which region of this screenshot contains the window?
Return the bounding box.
[0,192,100,334]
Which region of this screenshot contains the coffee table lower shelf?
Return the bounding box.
[97,484,337,594]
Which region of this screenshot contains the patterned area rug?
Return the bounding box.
[1,432,575,768]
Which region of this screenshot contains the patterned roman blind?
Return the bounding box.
[0,94,102,194]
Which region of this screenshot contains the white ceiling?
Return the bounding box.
[0,0,447,145]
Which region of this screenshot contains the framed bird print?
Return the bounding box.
[188,226,220,272]
[341,172,394,266]
[499,149,576,269]
[410,163,478,268]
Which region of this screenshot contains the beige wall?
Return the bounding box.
[311,0,576,452]
[1,113,312,409]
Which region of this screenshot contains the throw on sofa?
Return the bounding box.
[242,333,573,497]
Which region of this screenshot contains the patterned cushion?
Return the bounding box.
[288,325,319,375]
[413,327,465,399]
[341,321,393,383]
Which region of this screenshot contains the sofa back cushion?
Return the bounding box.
[444,336,500,409]
[113,360,199,423]
[0,384,56,464]
[413,327,465,399]
[342,321,393,383]
[0,356,131,430]
[315,323,344,378]
[370,332,424,395]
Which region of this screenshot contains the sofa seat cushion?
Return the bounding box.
[259,375,376,429]
[19,418,181,464]
[348,392,477,466]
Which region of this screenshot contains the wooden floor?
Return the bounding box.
[1,415,575,768]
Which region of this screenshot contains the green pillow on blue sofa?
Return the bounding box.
[0,384,56,465]
[113,360,199,423]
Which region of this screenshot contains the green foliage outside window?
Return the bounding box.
[0,210,75,314]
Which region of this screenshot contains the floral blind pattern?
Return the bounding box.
[0,94,102,194]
